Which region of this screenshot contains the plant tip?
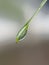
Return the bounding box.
[16,38,19,43]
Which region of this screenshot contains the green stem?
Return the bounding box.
[26,0,47,24]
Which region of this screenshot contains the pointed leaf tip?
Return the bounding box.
[16,38,19,43]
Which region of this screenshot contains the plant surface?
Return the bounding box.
[16,0,47,43]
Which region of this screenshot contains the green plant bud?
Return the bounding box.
[16,0,47,43]
[16,23,29,43]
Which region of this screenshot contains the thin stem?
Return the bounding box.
[26,0,47,24]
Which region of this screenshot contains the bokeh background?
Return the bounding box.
[0,0,49,65]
